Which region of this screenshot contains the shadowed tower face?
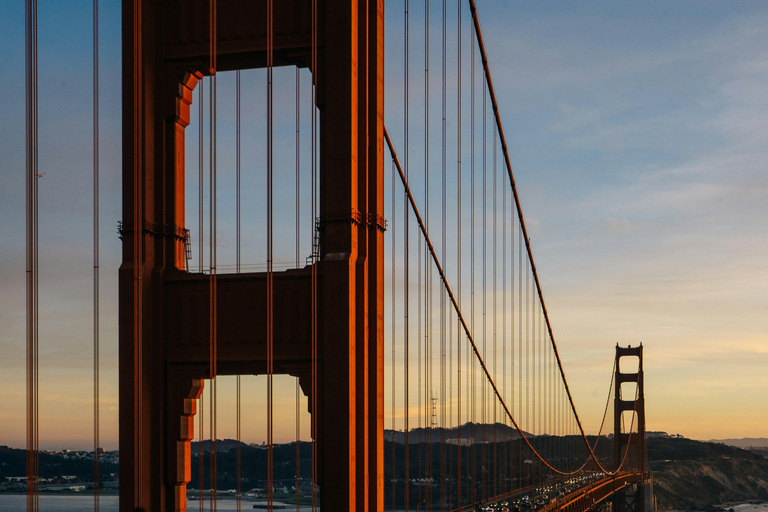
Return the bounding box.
[120,1,384,511]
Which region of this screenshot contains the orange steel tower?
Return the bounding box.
[613,344,648,512]
[120,1,384,511]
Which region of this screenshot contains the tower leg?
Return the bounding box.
[317,1,385,510]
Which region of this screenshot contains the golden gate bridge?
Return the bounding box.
[19,1,649,511]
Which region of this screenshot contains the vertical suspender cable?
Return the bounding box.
[417,120,423,512]
[525,250,529,453]
[236,69,242,512]
[417,77,423,509]
[390,158,396,512]
[544,310,548,472]
[403,2,410,509]
[518,226,522,482]
[532,259,536,453]
[208,0,218,507]
[310,0,318,508]
[511,171,517,491]
[34,0,40,502]
[550,326,554,467]
[488,73,497,498]
[499,130,507,494]
[92,0,101,509]
[199,388,205,510]
[537,299,542,485]
[236,72,241,275]
[537,268,541,479]
[296,71,301,269]
[25,0,39,509]
[540,295,544,479]
[423,3,431,507]
[508,148,513,493]
[199,80,204,273]
[266,0,275,508]
[134,0,146,501]
[528,245,533,482]
[384,8,393,491]
[198,77,205,512]
[295,66,301,512]
[441,1,450,506]
[547,317,551,470]
[295,376,301,512]
[456,1,463,504]
[499,128,505,492]
[482,57,489,505]
[236,376,241,512]
[469,10,477,500]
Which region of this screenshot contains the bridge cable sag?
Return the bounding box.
[385,124,635,478]
[466,0,638,476]
[449,378,640,512]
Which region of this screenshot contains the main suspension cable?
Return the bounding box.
[385,127,615,476]
[467,0,625,475]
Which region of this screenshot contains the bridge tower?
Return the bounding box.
[120,1,384,511]
[613,344,649,512]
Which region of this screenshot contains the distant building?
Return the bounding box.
[446,438,473,446]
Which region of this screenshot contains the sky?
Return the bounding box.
[1,1,767,450]
[473,1,768,440]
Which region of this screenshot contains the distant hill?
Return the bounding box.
[384,422,525,444]
[191,438,246,453]
[707,437,768,449]
[6,431,768,509]
[0,445,119,487]
[649,436,768,510]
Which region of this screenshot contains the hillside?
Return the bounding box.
[649,436,768,510]
[708,438,768,449]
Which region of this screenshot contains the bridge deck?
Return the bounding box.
[455,472,645,512]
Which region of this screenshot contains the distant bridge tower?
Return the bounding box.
[613,344,649,512]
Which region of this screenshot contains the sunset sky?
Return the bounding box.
[0,1,766,450]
